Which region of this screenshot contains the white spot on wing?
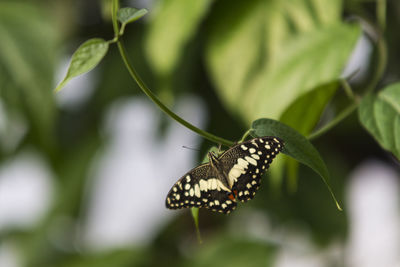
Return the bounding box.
[194,184,201,197]
[211,179,217,190]
[245,156,257,166]
[237,158,249,168]
[199,179,208,191]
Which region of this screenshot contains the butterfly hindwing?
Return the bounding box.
[165,164,237,214]
[219,137,284,202]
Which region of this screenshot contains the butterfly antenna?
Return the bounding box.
[182,146,200,152]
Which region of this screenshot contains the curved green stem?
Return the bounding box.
[377,0,386,32]
[308,102,358,140]
[365,38,387,95]
[239,129,252,143]
[111,0,233,147]
[341,78,356,101]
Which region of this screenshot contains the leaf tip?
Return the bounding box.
[54,78,68,93]
[191,207,202,244]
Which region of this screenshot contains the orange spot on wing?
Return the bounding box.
[228,194,235,201]
[233,190,238,196]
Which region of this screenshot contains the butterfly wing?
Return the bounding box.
[219,136,284,202]
[165,164,237,214]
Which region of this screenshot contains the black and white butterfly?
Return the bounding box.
[165,136,284,214]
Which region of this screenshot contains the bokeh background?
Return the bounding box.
[0,0,400,267]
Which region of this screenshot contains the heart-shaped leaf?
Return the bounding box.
[359,83,400,160]
[205,0,360,123]
[251,118,342,210]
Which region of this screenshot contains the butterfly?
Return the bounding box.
[165,136,284,214]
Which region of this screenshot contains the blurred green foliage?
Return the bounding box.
[0,0,399,267]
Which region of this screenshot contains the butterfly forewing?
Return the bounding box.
[218,137,284,202]
[165,164,237,214]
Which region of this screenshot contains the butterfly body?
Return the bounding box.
[166,136,283,214]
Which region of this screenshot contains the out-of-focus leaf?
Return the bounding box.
[145,0,212,77]
[0,1,58,147]
[191,207,202,243]
[246,24,359,121]
[206,0,360,123]
[359,83,400,160]
[280,81,338,135]
[55,38,108,92]
[117,7,147,24]
[251,118,342,210]
[187,236,275,267]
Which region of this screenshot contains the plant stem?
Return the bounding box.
[239,129,252,143]
[111,0,233,147]
[365,38,387,94]
[341,79,356,100]
[377,0,386,32]
[308,102,358,140]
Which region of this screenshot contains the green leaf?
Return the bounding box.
[145,0,212,77]
[55,38,109,92]
[251,118,342,210]
[359,83,400,160]
[205,0,360,123]
[278,82,338,191]
[191,207,202,244]
[117,7,147,24]
[280,81,338,135]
